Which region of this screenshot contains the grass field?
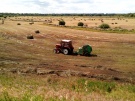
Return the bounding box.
[9,16,135,30]
[0,16,135,101]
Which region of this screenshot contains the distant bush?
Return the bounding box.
[59,20,65,25]
[0,15,3,17]
[4,16,7,19]
[99,23,110,29]
[78,22,84,26]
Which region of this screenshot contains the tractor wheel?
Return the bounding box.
[63,49,69,55]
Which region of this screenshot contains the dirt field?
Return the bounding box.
[0,16,135,83]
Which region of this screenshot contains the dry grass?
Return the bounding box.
[10,16,135,30]
[0,17,135,74]
[0,16,135,100]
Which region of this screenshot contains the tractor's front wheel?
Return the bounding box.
[53,49,59,54]
[63,49,69,55]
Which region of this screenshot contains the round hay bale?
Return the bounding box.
[29,22,34,25]
[17,23,21,25]
[35,30,40,34]
[27,35,34,39]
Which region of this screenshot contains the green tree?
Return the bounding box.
[78,22,84,26]
[99,23,110,29]
[59,20,65,25]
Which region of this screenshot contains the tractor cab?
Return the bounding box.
[54,40,74,55]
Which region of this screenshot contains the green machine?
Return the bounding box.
[78,45,92,56]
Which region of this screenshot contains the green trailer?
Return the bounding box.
[78,45,92,56]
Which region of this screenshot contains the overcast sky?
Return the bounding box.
[0,0,135,14]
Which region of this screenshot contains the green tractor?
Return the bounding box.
[77,45,92,56]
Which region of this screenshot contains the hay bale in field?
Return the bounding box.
[101,19,104,23]
[27,35,34,39]
[17,23,21,25]
[48,20,52,23]
[29,22,34,25]
[35,30,40,34]
[84,24,88,27]
[2,19,4,24]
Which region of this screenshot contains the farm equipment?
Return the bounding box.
[54,40,92,56]
[78,45,92,56]
[54,40,74,55]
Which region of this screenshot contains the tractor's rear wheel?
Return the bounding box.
[63,49,69,55]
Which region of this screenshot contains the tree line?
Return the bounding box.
[0,13,135,17]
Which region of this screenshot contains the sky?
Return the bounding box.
[0,0,135,14]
